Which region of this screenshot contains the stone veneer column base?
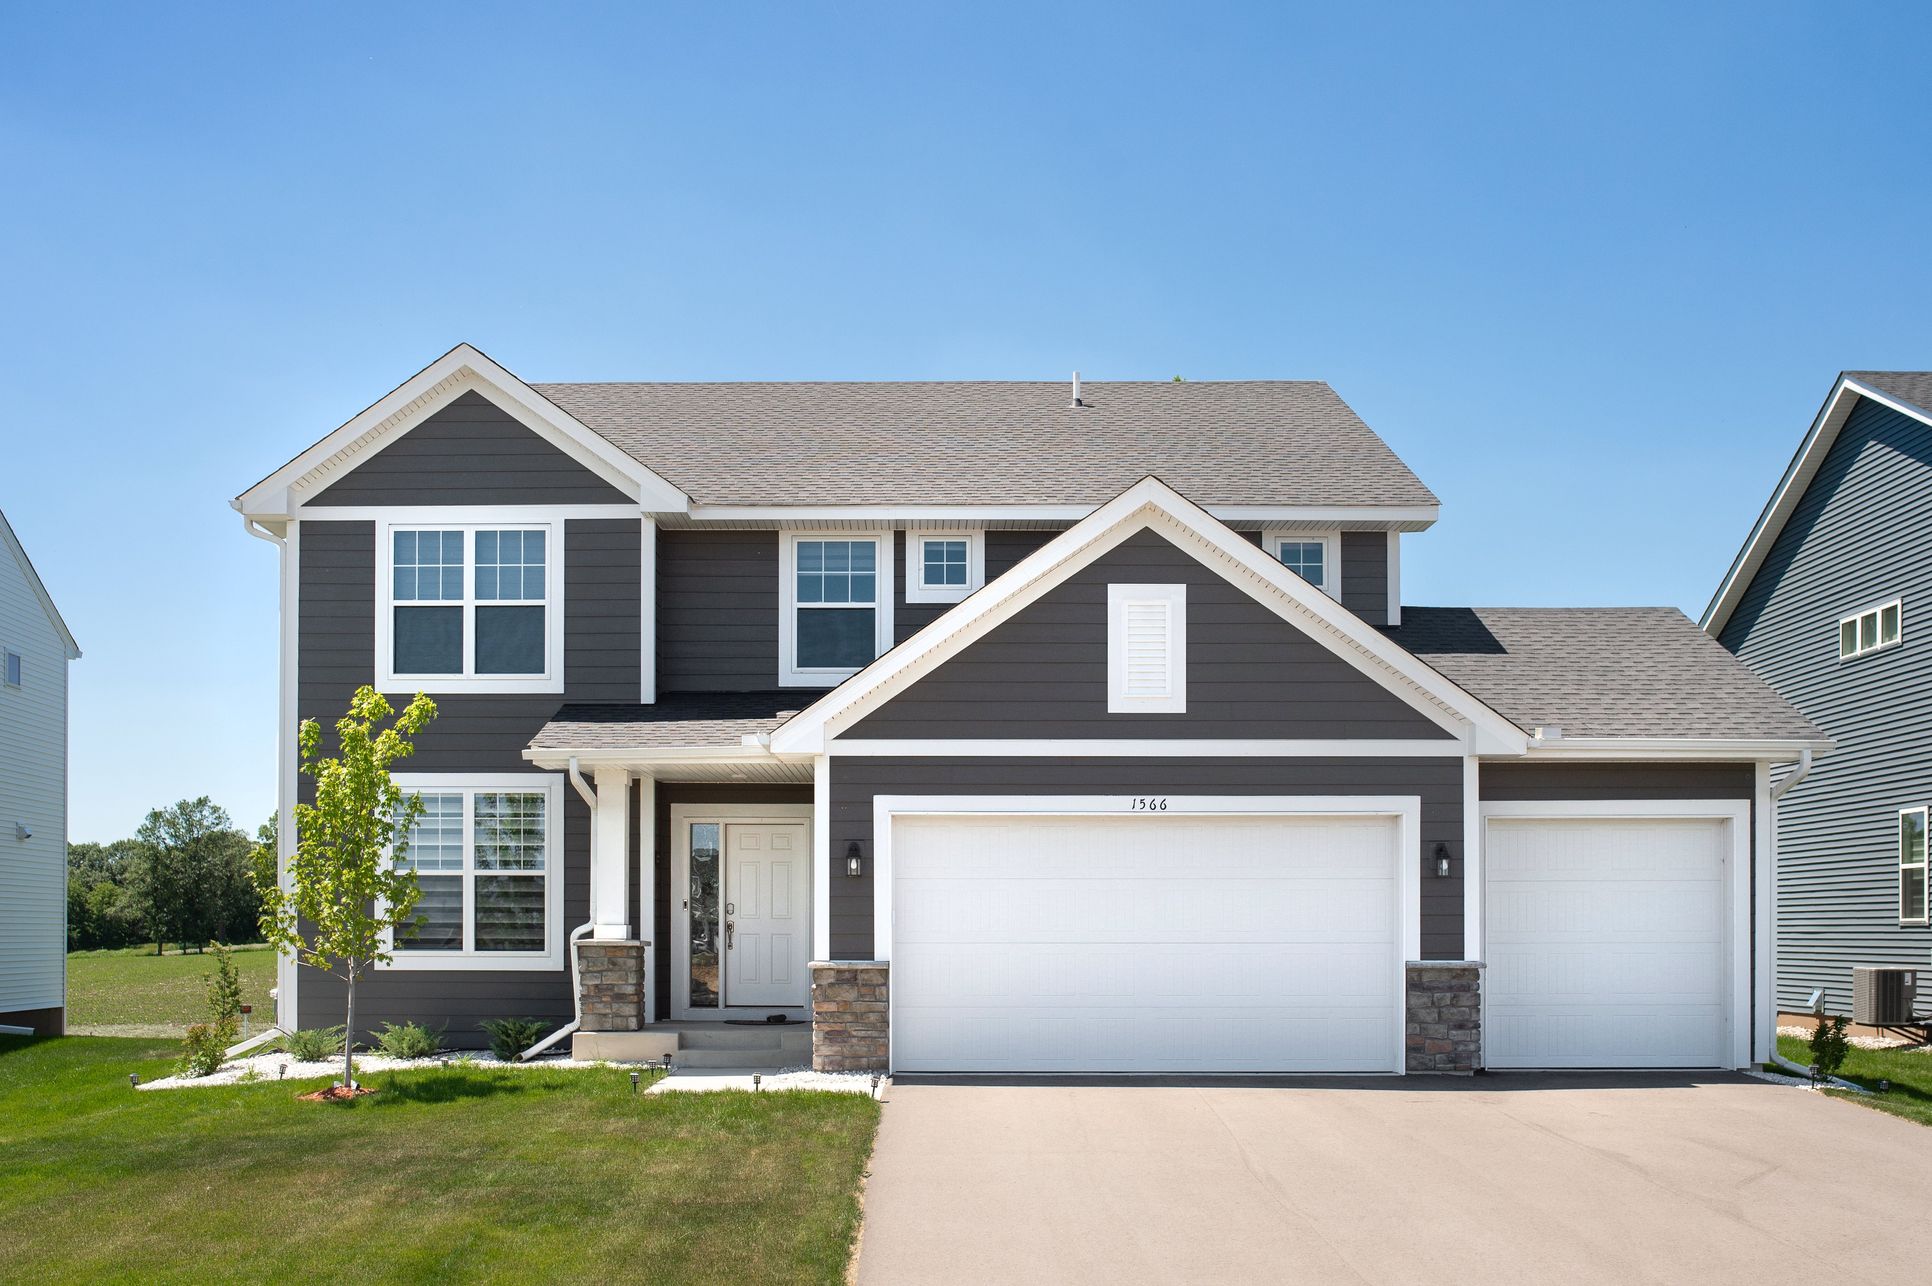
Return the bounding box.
[811,961,889,1072]
[1405,961,1482,1073]
[577,940,647,1032]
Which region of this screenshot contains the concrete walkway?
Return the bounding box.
[857,1073,1932,1285]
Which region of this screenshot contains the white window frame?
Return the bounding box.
[1107,583,1187,713]
[1265,529,1341,599]
[1838,597,1902,661]
[778,531,894,687]
[1901,806,1929,927]
[2,648,19,688]
[904,530,985,604]
[381,774,565,971]
[375,519,566,695]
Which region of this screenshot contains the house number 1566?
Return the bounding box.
[1129,797,1170,811]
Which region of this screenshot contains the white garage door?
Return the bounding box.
[889,812,1402,1073]
[1485,816,1730,1069]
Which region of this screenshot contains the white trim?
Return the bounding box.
[278,521,300,1029]
[233,343,686,518]
[290,503,643,522]
[1753,761,1772,1063]
[1515,737,1833,760]
[637,775,657,1024]
[1386,531,1402,627]
[869,793,1423,1076]
[1838,596,1902,661]
[1479,798,1754,1069]
[1462,755,1481,961]
[1898,805,1929,926]
[590,766,632,938]
[0,511,80,659]
[667,803,815,1019]
[1262,528,1340,599]
[777,531,895,688]
[1704,376,1932,636]
[824,737,1466,757]
[374,518,566,695]
[683,502,1442,530]
[904,529,986,604]
[381,773,566,972]
[813,756,832,961]
[640,519,657,704]
[1107,583,1187,713]
[771,477,1527,757]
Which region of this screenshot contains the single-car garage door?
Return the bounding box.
[1485,814,1734,1069]
[889,812,1403,1073]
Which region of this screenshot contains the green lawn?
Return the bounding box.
[1776,1034,1932,1128]
[0,1036,878,1284]
[66,944,277,1031]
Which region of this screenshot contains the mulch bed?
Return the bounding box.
[296,1084,378,1102]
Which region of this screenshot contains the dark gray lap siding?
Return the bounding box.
[830,756,1466,961]
[294,519,638,1042]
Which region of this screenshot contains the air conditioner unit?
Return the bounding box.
[1852,967,1918,1026]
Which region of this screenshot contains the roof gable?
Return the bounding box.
[771,477,1527,755]
[232,344,687,521]
[1704,372,1932,636]
[0,511,80,659]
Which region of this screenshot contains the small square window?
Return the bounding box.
[905,531,984,605]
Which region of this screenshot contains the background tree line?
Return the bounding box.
[67,797,271,953]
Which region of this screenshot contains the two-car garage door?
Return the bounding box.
[890,813,1404,1074]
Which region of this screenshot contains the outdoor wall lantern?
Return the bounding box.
[1433,842,1452,878]
[846,841,864,878]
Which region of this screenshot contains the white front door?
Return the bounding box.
[723,822,809,1009]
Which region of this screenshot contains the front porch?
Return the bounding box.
[574,1019,812,1071]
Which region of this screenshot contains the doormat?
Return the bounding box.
[723,1017,808,1026]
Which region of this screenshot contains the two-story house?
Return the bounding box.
[0,509,81,1036]
[235,344,1823,1074]
[1706,371,1932,1020]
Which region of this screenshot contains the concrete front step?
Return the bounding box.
[572,1022,810,1067]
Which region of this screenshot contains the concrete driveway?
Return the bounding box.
[856,1073,1930,1285]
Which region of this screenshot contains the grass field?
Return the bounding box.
[66,945,277,1032]
[0,1036,878,1283]
[1776,1033,1932,1128]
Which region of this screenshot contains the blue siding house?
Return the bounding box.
[1706,372,1932,1016]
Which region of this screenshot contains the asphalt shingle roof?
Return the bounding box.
[528,693,803,751]
[1844,370,1932,413]
[1381,607,1826,741]
[532,380,1437,508]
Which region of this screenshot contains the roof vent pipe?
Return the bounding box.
[1070,371,1084,408]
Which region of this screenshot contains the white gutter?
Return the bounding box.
[1771,749,1813,801]
[519,757,599,1061]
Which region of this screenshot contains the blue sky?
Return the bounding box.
[4,3,1928,840]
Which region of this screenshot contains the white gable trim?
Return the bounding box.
[768,477,1527,756]
[232,344,688,519]
[0,511,79,658]
[1703,376,1932,637]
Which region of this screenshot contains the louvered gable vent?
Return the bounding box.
[1107,584,1187,713]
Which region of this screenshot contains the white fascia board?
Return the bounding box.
[1503,736,1836,761]
[825,738,1466,756]
[770,476,1524,756]
[676,502,1440,531]
[1702,377,1932,637]
[234,343,689,518]
[522,743,786,770]
[0,511,80,658]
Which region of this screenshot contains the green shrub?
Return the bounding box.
[479,1017,550,1061]
[281,1026,347,1063]
[177,1023,228,1078]
[1810,1014,1852,1081]
[374,1021,444,1059]
[205,944,243,1047]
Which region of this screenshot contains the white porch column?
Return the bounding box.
[591,766,632,938]
[638,774,657,1023]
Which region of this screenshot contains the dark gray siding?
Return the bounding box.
[1480,762,1754,801]
[657,529,779,692]
[847,528,1449,740]
[895,530,1052,641]
[830,756,1467,960]
[308,390,632,506]
[293,518,639,1042]
[1719,397,1932,1013]
[1340,531,1389,626]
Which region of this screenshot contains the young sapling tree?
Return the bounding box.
[252,685,437,1092]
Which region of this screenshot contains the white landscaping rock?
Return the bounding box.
[136,1049,621,1091]
[646,1066,882,1095]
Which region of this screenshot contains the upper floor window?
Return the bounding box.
[1271,532,1338,597]
[1839,598,1901,660]
[386,775,563,970]
[1901,807,1928,925]
[906,530,986,604]
[2,649,19,687]
[378,524,563,694]
[779,534,893,686]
